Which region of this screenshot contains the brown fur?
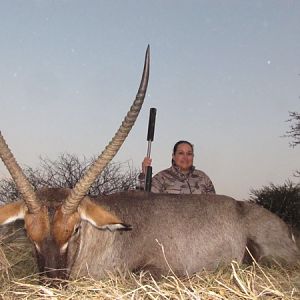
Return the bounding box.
[0,201,25,224]
[24,206,50,243]
[52,208,80,248]
[79,197,123,227]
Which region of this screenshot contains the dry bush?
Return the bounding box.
[0,244,10,276]
[0,233,299,300]
[250,181,300,231]
[0,155,139,204]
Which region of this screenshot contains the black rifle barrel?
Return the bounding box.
[145,107,157,192]
[146,107,157,157]
[147,108,157,141]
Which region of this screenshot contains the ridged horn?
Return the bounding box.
[62,45,150,214]
[0,131,41,213]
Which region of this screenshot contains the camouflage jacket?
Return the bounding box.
[139,165,215,194]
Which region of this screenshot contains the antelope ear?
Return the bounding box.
[99,223,132,232]
[78,197,132,232]
[0,200,26,225]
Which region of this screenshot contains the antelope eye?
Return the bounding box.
[73,224,81,235]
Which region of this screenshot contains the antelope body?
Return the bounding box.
[0,47,299,280]
[67,191,300,279]
[1,188,299,279]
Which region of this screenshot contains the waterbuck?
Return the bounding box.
[0,47,299,280]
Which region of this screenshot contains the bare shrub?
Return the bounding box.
[250,181,300,230]
[0,153,139,204]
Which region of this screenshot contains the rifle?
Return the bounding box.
[145,107,157,191]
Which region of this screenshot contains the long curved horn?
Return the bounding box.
[62,46,150,214]
[0,132,41,213]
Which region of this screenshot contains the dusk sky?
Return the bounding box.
[1,1,299,200]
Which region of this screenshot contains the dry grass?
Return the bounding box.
[0,231,299,300]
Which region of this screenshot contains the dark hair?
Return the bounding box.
[172,140,194,166]
[172,140,194,155]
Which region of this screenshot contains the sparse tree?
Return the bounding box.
[285,111,300,148]
[0,153,139,204]
[284,111,300,177]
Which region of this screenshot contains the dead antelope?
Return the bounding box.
[0,47,299,280]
